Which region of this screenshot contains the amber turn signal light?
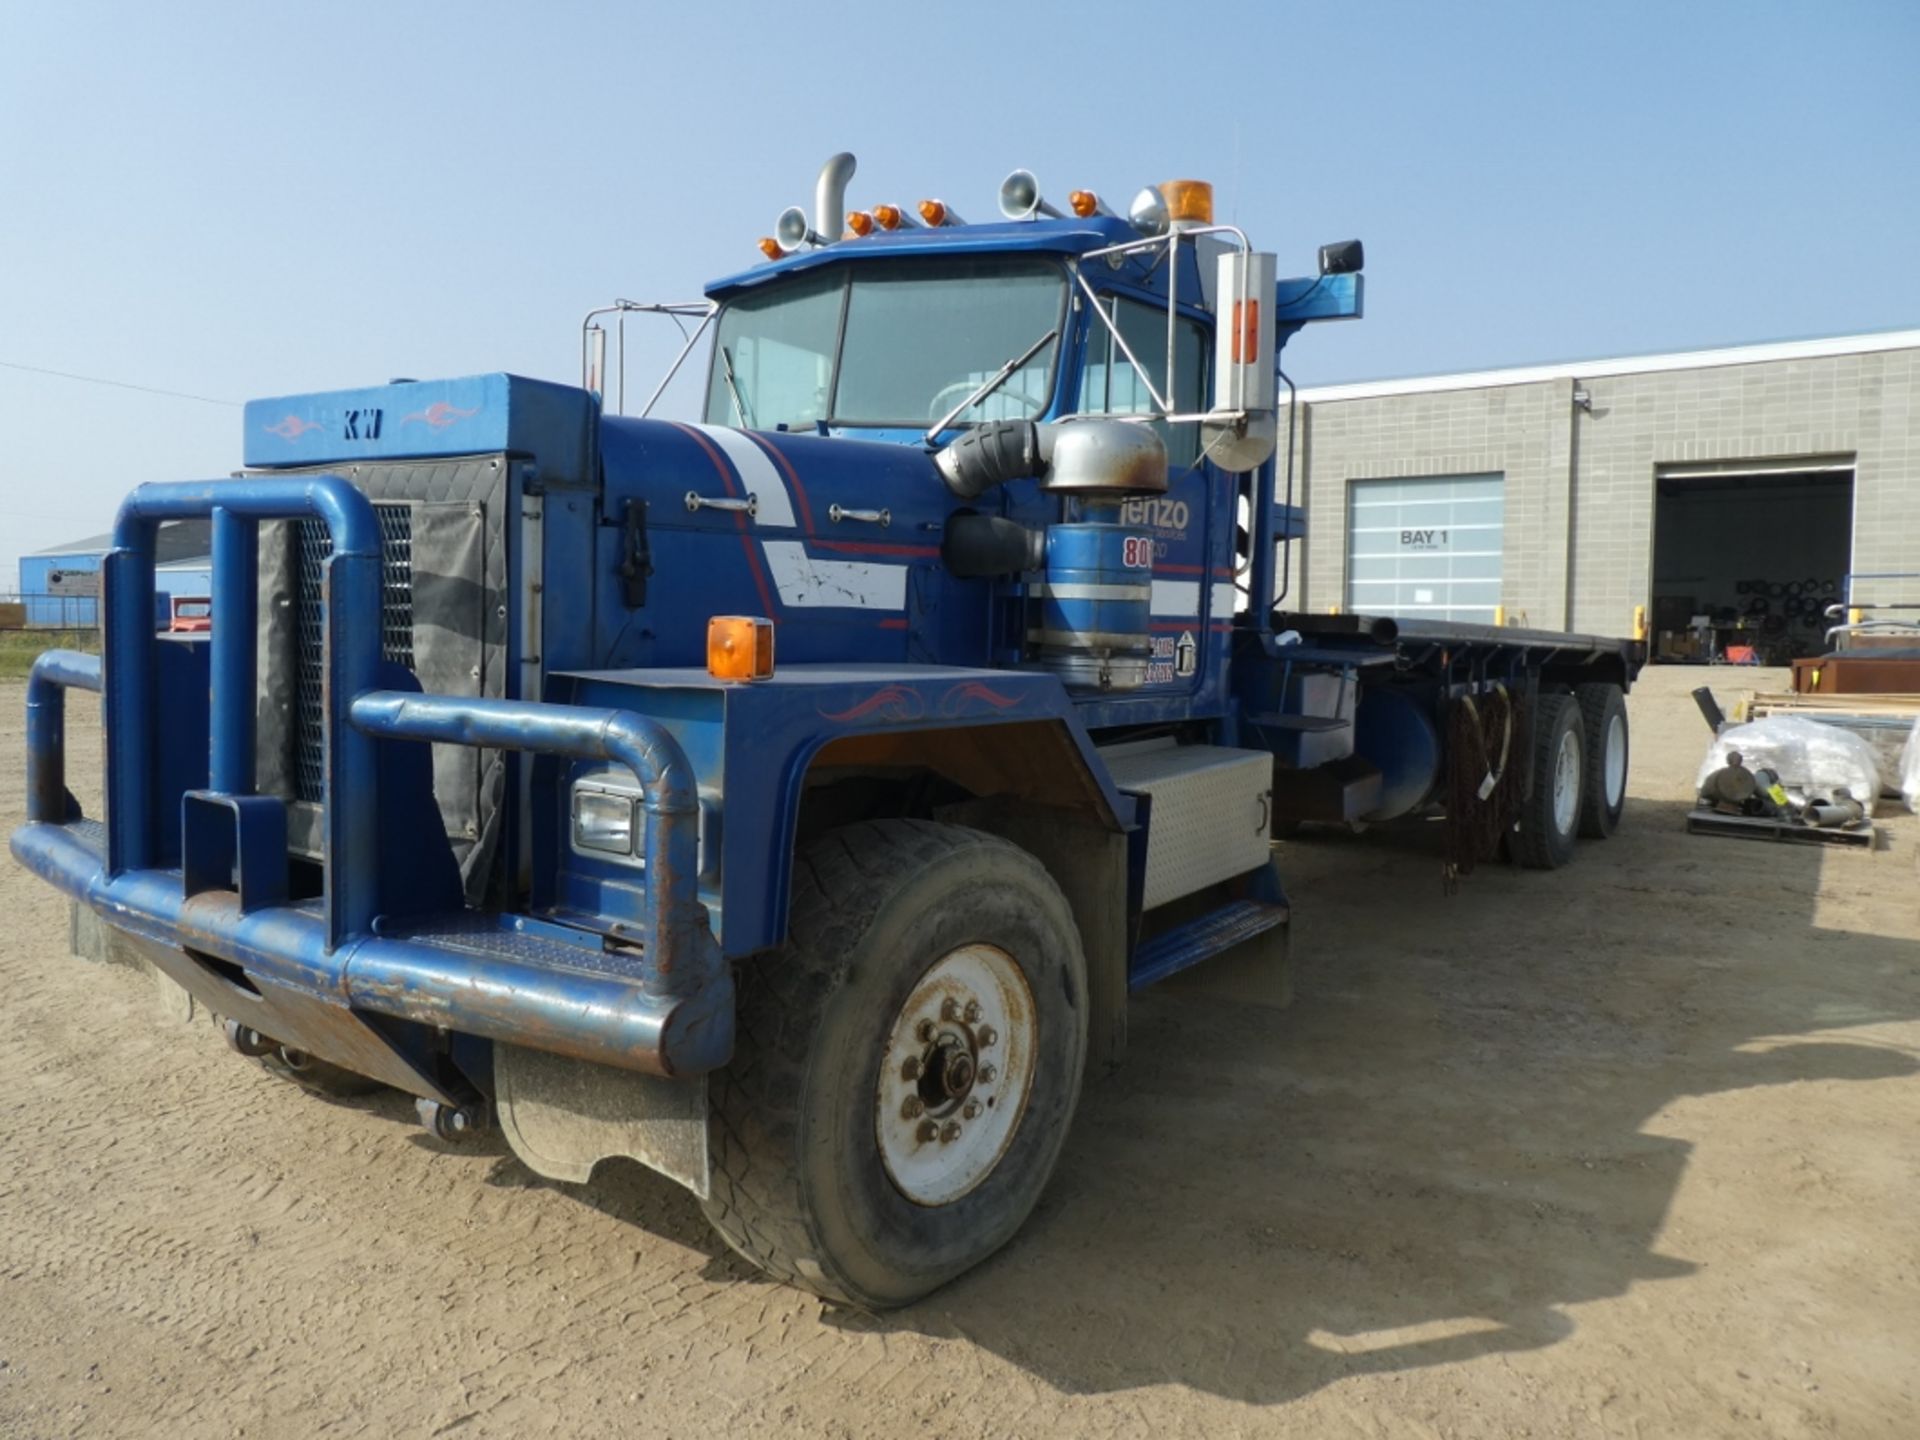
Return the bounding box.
[708,615,775,681]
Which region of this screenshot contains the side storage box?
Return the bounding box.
[1103,743,1274,909]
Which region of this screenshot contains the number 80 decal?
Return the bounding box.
[1121,535,1154,569]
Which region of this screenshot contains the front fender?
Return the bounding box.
[552,663,1132,958]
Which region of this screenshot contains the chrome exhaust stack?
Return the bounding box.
[815,152,857,243]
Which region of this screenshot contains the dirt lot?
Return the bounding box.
[1,665,1915,1439]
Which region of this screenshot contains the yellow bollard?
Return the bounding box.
[1632,604,1648,641]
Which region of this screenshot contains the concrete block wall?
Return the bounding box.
[1292,341,1920,632]
[1296,379,1576,628]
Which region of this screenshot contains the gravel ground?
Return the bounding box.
[0,665,1915,1439]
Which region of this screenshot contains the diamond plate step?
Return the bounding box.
[1130,898,1288,990]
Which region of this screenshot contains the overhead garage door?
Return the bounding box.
[1346,474,1504,621]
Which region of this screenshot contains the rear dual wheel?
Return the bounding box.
[1515,684,1630,867]
[702,819,1087,1309]
[1516,694,1585,869]
[1575,683,1629,838]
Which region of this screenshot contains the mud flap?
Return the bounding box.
[494,1044,711,1198]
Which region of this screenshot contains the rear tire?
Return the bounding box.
[1515,694,1583,870]
[702,819,1088,1309]
[1574,683,1629,838]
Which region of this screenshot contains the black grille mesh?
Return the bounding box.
[293,506,416,802]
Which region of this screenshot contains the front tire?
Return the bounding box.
[702,819,1088,1308]
[1515,694,1584,870]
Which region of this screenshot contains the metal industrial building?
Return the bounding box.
[1284,328,1920,662]
[13,521,212,628]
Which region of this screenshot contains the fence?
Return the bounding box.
[0,592,100,630]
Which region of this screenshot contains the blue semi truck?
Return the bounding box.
[14,155,1641,1306]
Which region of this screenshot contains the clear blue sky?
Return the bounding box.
[3,0,1916,578]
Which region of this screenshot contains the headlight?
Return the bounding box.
[572,788,637,856]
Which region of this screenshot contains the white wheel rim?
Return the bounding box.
[1604,713,1627,807]
[875,943,1037,1207]
[1553,727,1582,834]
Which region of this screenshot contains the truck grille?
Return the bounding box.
[293,506,416,802]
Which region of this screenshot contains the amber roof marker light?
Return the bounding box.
[917,199,966,227]
[871,203,920,231]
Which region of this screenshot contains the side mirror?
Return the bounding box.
[1318,239,1364,276]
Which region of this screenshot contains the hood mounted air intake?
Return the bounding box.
[934,419,1168,501]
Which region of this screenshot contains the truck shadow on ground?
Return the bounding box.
[821,794,1920,1403]
[480,794,1916,1408]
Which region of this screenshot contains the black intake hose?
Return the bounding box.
[942,513,1045,578]
[934,420,1051,500]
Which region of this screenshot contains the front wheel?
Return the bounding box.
[702,819,1088,1308]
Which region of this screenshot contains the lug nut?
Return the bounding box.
[916,1019,936,1042]
[917,1119,939,1143]
[901,1096,925,1119]
[979,1064,997,1084]
[963,1000,982,1023]
[901,1055,923,1081]
[978,1026,997,1048]
[941,998,961,1022]
[963,1100,982,1120]
[940,1122,962,1144]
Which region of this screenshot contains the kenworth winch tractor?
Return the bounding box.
[14,155,1643,1307]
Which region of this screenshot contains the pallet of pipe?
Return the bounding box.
[1739,691,1918,800]
[1747,691,1920,718]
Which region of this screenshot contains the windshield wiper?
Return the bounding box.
[923,328,1058,444]
[720,345,753,427]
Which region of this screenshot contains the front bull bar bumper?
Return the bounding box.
[8,476,732,1095]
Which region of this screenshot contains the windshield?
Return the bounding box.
[703,257,1065,430]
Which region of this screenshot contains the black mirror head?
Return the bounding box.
[1318,239,1364,276]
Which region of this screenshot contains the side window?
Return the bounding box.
[704,270,841,430]
[1078,295,1208,467]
